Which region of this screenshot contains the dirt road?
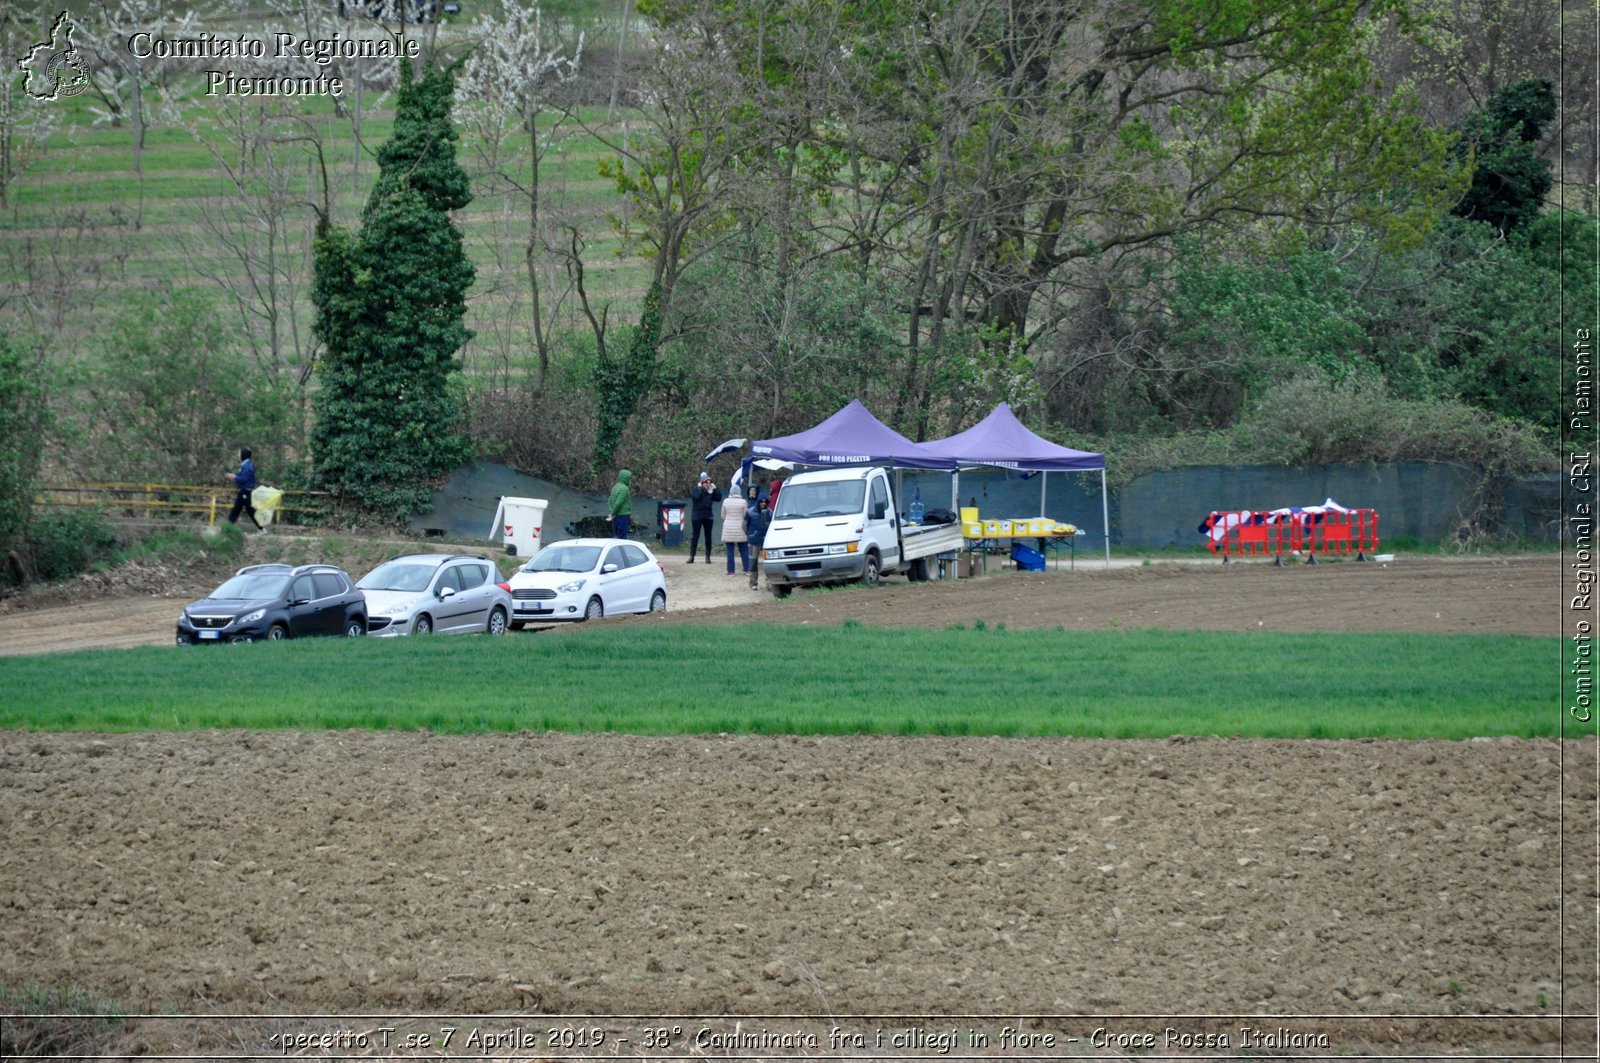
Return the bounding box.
[0,554,1561,657]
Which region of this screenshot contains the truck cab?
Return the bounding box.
[760,466,901,595]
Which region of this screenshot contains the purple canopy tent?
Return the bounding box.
[919,403,1110,564]
[750,399,955,470]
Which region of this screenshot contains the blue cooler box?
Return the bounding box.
[1011,542,1046,571]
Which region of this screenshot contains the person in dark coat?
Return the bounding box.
[687,472,721,563]
[225,447,263,532]
[744,486,771,589]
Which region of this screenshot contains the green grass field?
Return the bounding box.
[0,626,1555,738]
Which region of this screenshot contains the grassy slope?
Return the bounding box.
[0,626,1556,738]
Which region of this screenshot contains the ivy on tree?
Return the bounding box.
[311,62,475,518]
[592,280,661,478]
[1451,79,1556,234]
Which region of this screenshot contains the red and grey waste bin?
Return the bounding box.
[658,499,688,547]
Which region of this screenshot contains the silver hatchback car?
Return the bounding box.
[357,554,513,636]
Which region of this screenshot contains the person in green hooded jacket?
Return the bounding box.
[608,469,633,539]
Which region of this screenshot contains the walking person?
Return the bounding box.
[609,469,633,539]
[745,486,771,589]
[721,481,749,575]
[687,472,720,563]
[225,447,263,533]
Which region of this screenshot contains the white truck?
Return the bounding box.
[759,465,964,597]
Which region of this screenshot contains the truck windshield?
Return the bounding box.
[773,481,865,519]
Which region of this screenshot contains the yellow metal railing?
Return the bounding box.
[36,482,330,526]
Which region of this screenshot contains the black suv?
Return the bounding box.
[176,564,367,645]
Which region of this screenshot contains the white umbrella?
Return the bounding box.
[703,437,747,463]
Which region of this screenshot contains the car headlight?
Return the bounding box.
[556,578,587,594]
[823,543,857,555]
[237,609,265,625]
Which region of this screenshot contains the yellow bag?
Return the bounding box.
[251,486,284,526]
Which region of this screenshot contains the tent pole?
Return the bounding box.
[1100,468,1111,566]
[1041,471,1047,516]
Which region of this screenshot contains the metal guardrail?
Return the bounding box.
[36,482,330,526]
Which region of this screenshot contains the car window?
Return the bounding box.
[212,572,289,600]
[312,572,346,599]
[290,575,316,603]
[456,563,488,590]
[357,561,439,592]
[434,566,462,594]
[870,477,889,516]
[602,546,627,570]
[524,545,601,573]
[621,545,648,568]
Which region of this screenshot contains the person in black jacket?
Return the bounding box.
[687,472,721,563]
[744,486,771,589]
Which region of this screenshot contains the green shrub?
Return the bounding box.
[1109,368,1555,488]
[24,509,119,584]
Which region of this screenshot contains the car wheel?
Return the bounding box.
[649,589,666,613]
[267,623,289,641]
[486,606,508,635]
[413,615,433,636]
[345,618,366,638]
[510,620,525,631]
[175,633,191,646]
[862,551,882,586]
[582,596,604,622]
[772,585,793,599]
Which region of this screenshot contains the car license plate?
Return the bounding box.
[517,604,552,614]
[198,630,220,640]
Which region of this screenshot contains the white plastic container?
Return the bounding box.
[490,496,549,557]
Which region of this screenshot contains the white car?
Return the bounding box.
[507,538,667,624]
[357,554,512,636]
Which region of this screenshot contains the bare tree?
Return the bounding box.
[0,12,60,211]
[457,1,583,392]
[75,0,196,229]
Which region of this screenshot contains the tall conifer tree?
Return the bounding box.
[311,62,475,517]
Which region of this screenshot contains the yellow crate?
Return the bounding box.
[962,522,984,539]
[959,506,979,524]
[983,519,1006,536]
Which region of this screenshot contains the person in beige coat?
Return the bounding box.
[721,484,749,574]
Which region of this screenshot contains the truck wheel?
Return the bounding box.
[771,585,793,599]
[862,551,881,587]
[908,558,929,582]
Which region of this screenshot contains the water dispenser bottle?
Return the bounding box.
[909,488,924,524]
